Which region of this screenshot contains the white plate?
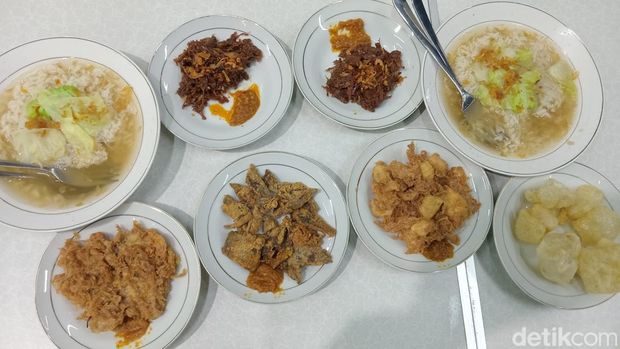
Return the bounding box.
[493,163,617,309]
[422,2,603,176]
[148,16,294,149]
[293,0,424,130]
[35,202,202,348]
[194,151,349,303]
[0,37,159,232]
[347,128,493,272]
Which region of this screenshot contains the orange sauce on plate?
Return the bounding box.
[328,18,371,52]
[209,84,260,126]
[246,264,284,293]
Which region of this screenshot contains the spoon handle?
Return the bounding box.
[393,0,468,96]
[0,170,39,180]
[411,0,447,65]
[0,160,50,173]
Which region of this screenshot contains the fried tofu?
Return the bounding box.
[428,153,448,175]
[370,142,480,261]
[420,161,435,181]
[419,195,444,219]
[246,264,284,293]
[442,187,470,226]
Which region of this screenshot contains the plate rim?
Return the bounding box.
[346,127,494,272]
[147,15,294,150]
[34,201,202,348]
[421,0,604,177]
[192,150,350,303]
[492,162,617,309]
[0,36,160,233]
[291,0,424,130]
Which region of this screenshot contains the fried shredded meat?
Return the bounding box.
[325,42,403,111]
[174,32,262,118]
[221,164,335,292]
[369,143,481,261]
[52,222,180,345]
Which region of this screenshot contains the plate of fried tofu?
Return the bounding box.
[193,151,349,303]
[346,128,493,272]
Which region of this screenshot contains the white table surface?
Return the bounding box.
[0,0,618,348]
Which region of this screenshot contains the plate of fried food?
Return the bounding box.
[194,152,349,303]
[293,0,424,130]
[148,16,294,149]
[494,163,620,308]
[35,202,201,349]
[347,128,493,272]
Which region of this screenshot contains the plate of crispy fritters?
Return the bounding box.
[35,202,202,349]
[347,128,493,272]
[194,152,349,303]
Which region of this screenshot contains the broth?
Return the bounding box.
[440,24,578,158]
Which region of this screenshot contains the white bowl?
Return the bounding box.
[0,37,160,232]
[422,2,603,176]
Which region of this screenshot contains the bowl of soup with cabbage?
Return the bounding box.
[0,58,142,208]
[421,2,603,176]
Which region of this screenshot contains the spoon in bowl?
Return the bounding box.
[0,160,117,188]
[393,0,476,112]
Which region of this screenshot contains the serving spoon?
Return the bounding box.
[0,160,117,188]
[393,0,475,112]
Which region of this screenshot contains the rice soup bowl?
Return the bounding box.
[422,2,603,176]
[0,37,159,232]
[0,58,142,209]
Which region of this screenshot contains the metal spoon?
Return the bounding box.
[0,160,117,188]
[393,0,475,112]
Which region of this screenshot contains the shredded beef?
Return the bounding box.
[174,33,262,118]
